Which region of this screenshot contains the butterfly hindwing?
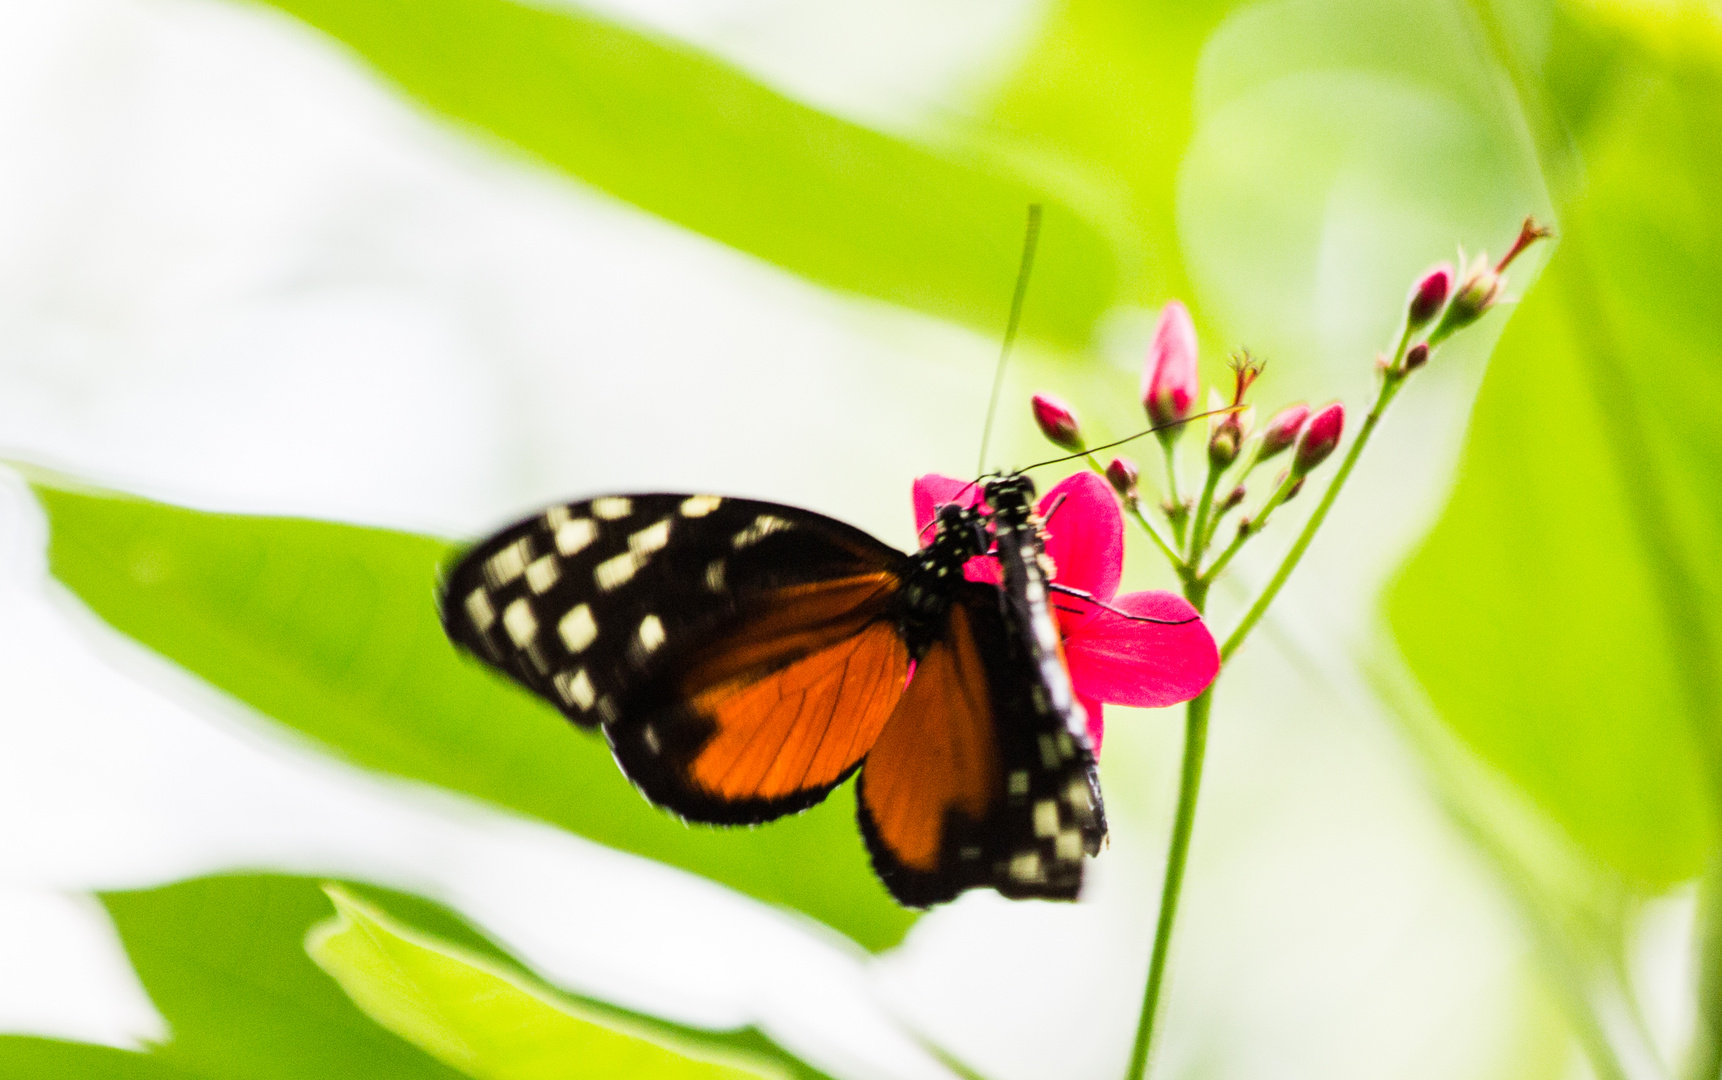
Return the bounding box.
[856,583,1104,906]
[441,494,913,824]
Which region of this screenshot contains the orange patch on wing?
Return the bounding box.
[861,604,1000,871]
[680,573,909,803]
[680,572,898,692]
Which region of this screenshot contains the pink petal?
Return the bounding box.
[910,472,999,584]
[1037,471,1122,603]
[1079,694,1106,754]
[1061,591,1218,708]
[911,473,981,540]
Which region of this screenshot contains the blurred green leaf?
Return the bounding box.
[31,480,916,951]
[1,875,822,1080]
[246,0,1116,347]
[0,1039,200,1079]
[1388,52,1722,886]
[309,886,778,1080]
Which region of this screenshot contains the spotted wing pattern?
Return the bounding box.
[440,494,910,823]
[857,581,1104,906]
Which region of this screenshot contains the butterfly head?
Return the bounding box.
[981,473,1037,523]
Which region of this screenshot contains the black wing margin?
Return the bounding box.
[439,493,910,825]
[856,584,1107,907]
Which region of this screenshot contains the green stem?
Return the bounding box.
[1187,465,1222,565]
[1087,456,1187,577]
[1161,441,1188,548]
[1220,375,1404,663]
[1689,858,1722,1080]
[1200,470,1295,583]
[1124,665,1212,1080]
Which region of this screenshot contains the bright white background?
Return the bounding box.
[0,1,1692,1077]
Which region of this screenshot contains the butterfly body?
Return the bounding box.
[440,475,1105,907]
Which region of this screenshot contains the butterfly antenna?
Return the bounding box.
[1019,406,1245,473]
[976,204,1043,476]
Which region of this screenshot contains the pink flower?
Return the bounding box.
[1407,263,1453,329]
[1258,403,1310,460]
[1292,402,1344,475]
[1030,392,1084,451]
[913,471,1220,751]
[1141,300,1199,433]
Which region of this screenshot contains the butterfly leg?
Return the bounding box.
[1047,583,1199,625]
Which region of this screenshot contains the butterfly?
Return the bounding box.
[435,472,1180,906]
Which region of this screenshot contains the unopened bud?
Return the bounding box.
[1284,475,1305,501]
[1220,485,1245,511]
[1403,342,1430,372]
[1258,403,1309,461]
[1208,421,1240,468]
[1292,402,1344,475]
[1407,263,1453,330]
[1105,456,1139,498]
[1143,299,1199,441]
[1237,516,1254,537]
[1031,392,1084,452]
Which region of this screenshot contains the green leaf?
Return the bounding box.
[0,875,821,1080]
[0,1039,201,1079]
[309,886,778,1080]
[98,874,474,1079]
[30,479,915,950]
[246,0,1116,348]
[1388,62,1722,887]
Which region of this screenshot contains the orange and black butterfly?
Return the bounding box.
[439,474,1118,906]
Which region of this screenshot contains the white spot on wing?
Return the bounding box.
[637,614,665,653]
[556,668,595,711]
[464,589,495,631]
[592,497,632,520]
[558,604,597,653]
[1056,829,1084,861]
[705,559,726,592]
[732,514,791,549]
[1038,734,1060,770]
[545,506,570,528]
[1008,770,1030,796]
[629,519,671,557]
[502,599,538,646]
[486,540,530,586]
[525,555,559,594]
[1033,799,1059,838]
[1009,851,1044,883]
[595,551,640,591]
[680,495,722,517]
[555,517,598,556]
[642,725,661,754]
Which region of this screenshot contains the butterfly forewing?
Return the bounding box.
[856,477,1106,907]
[440,494,912,823]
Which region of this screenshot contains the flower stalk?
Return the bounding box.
[1100,218,1548,1080]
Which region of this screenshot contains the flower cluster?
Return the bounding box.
[1008,217,1548,756]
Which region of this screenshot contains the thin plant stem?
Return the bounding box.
[1161,441,1188,548]
[1085,455,1186,576]
[1187,465,1222,564]
[1123,654,1212,1080]
[1689,857,1722,1080]
[1220,374,1403,662]
[1200,471,1294,583]
[1125,341,1415,1080]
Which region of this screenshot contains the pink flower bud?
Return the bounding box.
[1258,403,1310,461]
[1031,392,1084,452]
[1403,342,1430,372]
[1407,263,1453,329]
[1142,299,1199,436]
[1292,402,1344,475]
[1105,456,1139,497]
[1220,485,1245,511]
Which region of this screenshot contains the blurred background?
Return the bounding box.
[0,0,1718,1077]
